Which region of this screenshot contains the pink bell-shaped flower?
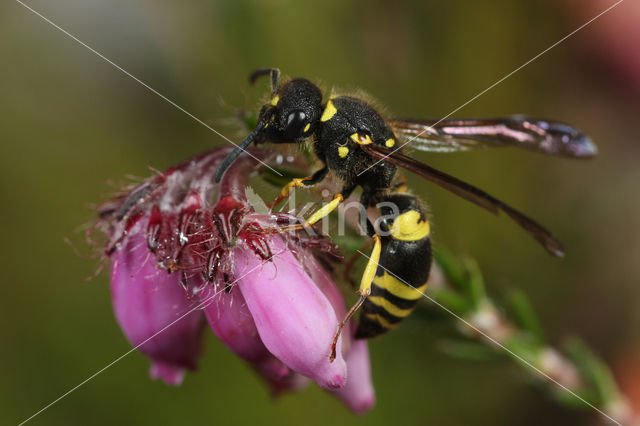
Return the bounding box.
[110,219,205,386]
[98,146,375,412]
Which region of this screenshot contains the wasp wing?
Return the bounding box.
[361,144,565,257]
[388,116,596,158]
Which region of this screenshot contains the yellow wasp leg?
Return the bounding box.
[268,177,312,209]
[305,193,344,226]
[269,168,329,210]
[280,177,309,198]
[329,234,381,362]
[358,233,381,297]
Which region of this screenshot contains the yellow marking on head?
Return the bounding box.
[385,138,395,148]
[304,123,311,133]
[389,210,430,241]
[373,273,427,300]
[368,296,413,318]
[349,132,373,145]
[320,100,337,122]
[270,95,280,106]
[364,313,398,330]
[338,146,349,158]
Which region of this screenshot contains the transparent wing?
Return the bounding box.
[361,143,565,257]
[388,116,597,158]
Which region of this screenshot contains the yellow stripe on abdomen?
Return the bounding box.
[363,313,399,330]
[372,273,427,300]
[389,210,430,241]
[367,296,414,318]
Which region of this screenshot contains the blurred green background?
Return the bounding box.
[2,0,639,425]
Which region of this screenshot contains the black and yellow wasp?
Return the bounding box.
[214,68,596,359]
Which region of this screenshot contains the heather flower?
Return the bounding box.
[96,146,375,411]
[232,234,346,389]
[110,219,205,386]
[331,330,375,414]
[202,277,308,394]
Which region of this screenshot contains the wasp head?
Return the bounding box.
[214,76,322,183]
[257,78,323,143]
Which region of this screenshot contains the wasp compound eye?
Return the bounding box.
[287,110,306,126]
[282,110,308,139]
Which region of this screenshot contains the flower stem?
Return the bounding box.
[426,249,637,425]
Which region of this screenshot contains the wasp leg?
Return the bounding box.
[302,181,354,226]
[329,233,381,361]
[329,295,366,362]
[306,193,344,225]
[343,239,373,288]
[269,167,328,209]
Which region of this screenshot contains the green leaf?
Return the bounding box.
[502,334,541,365]
[433,247,466,286]
[552,386,598,410]
[507,290,544,343]
[238,109,258,130]
[332,234,366,253]
[565,338,620,407]
[439,340,499,362]
[461,258,486,310]
[430,288,473,316]
[244,187,269,214]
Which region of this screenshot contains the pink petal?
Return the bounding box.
[304,251,351,358]
[331,335,376,414]
[110,221,205,385]
[303,249,375,411]
[149,362,185,386]
[265,371,311,396]
[202,283,312,395]
[234,235,347,389]
[202,284,290,382]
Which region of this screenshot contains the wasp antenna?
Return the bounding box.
[214,121,266,183]
[248,68,280,95]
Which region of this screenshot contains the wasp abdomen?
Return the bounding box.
[356,194,432,339]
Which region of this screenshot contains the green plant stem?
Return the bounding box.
[427,251,637,425]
